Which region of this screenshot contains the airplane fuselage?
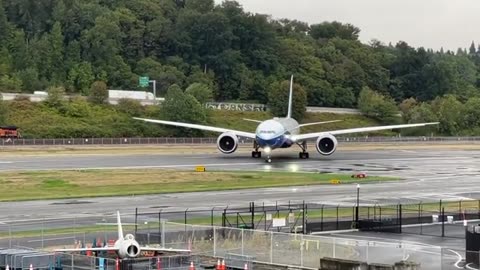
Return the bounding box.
[255,118,299,150]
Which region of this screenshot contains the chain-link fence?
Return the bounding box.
[2,136,480,146]
[161,222,443,269]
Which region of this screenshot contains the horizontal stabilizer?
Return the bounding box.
[243,118,262,123]
[298,120,342,128]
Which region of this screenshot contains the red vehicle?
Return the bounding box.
[351,172,368,178]
[0,126,20,138]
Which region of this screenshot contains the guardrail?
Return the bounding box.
[1,136,480,146]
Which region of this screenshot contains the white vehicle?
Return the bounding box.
[55,211,189,259]
[134,76,438,163]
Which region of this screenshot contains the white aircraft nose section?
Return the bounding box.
[256,120,284,140]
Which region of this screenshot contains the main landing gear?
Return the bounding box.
[298,141,309,159]
[251,141,262,158]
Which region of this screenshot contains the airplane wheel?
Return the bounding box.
[299,152,309,159]
[252,151,261,158]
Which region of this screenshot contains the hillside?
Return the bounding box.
[0,0,479,108]
[5,99,399,139]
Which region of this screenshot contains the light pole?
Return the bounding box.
[355,184,360,227]
[149,80,157,103]
[144,221,150,244]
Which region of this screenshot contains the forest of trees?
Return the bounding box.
[0,0,480,137]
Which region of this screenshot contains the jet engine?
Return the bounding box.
[117,234,141,258]
[316,134,338,156]
[217,132,239,154]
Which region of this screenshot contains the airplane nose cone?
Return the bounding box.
[255,120,285,148]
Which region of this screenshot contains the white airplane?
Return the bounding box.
[55,211,190,259]
[134,76,439,163]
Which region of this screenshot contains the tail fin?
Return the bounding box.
[117,211,124,240]
[286,75,294,119]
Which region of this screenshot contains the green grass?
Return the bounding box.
[0,169,398,202]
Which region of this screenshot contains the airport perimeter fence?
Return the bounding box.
[0,199,477,250]
[133,202,362,235]
[134,199,480,237]
[357,199,480,239]
[0,211,477,269]
[2,136,480,146]
[160,222,446,270]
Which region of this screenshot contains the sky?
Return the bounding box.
[214,0,479,51]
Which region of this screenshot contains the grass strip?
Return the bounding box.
[0,169,397,202]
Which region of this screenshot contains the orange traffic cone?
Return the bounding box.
[115,258,120,270]
[189,261,195,270]
[244,263,248,270]
[221,259,226,270]
[157,257,162,270]
[29,264,33,270]
[216,259,221,270]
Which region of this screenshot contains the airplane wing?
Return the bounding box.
[292,122,439,141]
[298,120,342,128]
[141,247,191,253]
[133,117,256,139]
[55,247,116,252]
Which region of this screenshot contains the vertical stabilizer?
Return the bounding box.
[286,75,294,118]
[117,211,124,240]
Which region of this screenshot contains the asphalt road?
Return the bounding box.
[0,148,479,222]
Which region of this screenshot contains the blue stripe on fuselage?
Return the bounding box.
[256,135,294,149]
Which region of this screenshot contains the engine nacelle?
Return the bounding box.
[316,134,338,156]
[217,132,239,154]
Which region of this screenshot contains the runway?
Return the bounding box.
[0,148,479,221]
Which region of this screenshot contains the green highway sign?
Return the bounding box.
[139,76,149,87]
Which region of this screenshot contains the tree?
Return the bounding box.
[161,84,207,136]
[358,87,398,123]
[462,97,480,131]
[67,62,95,94]
[268,79,307,121]
[185,83,213,104]
[333,87,355,108]
[117,98,143,116]
[431,95,462,135]
[48,22,65,84]
[469,41,477,55]
[0,94,7,125]
[310,21,360,40]
[46,86,66,108]
[88,81,108,104]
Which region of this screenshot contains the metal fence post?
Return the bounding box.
[135,208,138,236]
[213,226,216,257]
[161,220,165,248]
[270,231,273,264]
[241,229,244,255]
[442,207,445,237]
[300,234,304,267]
[158,210,162,245]
[321,205,324,231]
